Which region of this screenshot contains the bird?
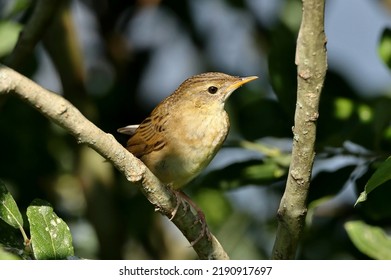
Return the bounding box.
[118,72,257,243]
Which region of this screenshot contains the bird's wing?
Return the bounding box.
[124,112,168,158]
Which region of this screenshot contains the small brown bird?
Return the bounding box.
[118,72,257,243]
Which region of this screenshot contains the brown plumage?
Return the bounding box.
[118,72,258,189]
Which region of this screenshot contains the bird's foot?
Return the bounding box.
[169,190,211,246]
[169,190,188,221]
[189,207,211,246]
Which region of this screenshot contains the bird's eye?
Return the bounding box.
[208,86,218,94]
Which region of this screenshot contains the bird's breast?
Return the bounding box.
[144,105,230,189]
[164,108,229,184]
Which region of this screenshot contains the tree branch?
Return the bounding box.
[0,64,229,260]
[42,0,90,111]
[6,0,65,70]
[271,0,327,259]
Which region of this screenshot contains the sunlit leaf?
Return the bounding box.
[0,181,23,229]
[0,21,22,57]
[355,156,391,205]
[194,159,287,191]
[378,28,391,69]
[0,245,20,260]
[194,188,231,227]
[27,199,74,260]
[345,220,391,260]
[334,97,354,120]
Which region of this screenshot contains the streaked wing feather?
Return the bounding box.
[126,112,168,158]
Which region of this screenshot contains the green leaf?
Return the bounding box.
[378,28,391,69]
[0,181,23,229]
[0,219,24,251]
[355,156,391,205]
[0,21,22,57]
[1,0,31,19]
[27,199,74,260]
[194,159,287,191]
[0,245,20,260]
[345,220,391,260]
[194,189,231,227]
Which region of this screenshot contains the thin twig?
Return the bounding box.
[271,0,327,259]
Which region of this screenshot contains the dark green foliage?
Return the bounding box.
[0,184,74,259]
[1,0,391,259]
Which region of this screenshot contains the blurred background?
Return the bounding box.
[0,0,391,259]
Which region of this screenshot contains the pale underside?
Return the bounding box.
[124,101,229,189]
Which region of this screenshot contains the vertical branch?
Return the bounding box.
[271,0,327,259]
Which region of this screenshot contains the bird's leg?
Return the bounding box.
[169,189,211,246]
[169,189,188,221]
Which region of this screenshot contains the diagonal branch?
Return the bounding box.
[271,0,327,259]
[0,64,229,260]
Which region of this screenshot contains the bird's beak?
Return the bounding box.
[226,76,258,94]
